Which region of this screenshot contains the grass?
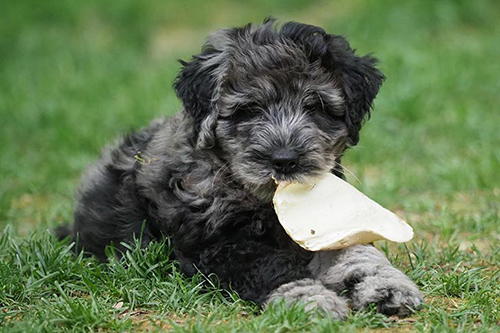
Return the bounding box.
[1,0,499,331]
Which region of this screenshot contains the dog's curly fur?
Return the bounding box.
[58,19,423,319]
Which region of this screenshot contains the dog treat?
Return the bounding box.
[273,173,413,251]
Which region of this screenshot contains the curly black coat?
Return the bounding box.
[58,20,422,319]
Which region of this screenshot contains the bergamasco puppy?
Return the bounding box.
[57,19,423,319]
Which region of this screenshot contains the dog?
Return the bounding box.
[57,19,423,319]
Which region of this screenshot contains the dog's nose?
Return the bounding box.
[271,150,299,174]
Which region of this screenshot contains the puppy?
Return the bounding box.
[58,19,422,319]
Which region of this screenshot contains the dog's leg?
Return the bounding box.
[308,245,423,316]
[190,241,348,319]
[264,278,349,320]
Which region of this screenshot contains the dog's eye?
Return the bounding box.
[303,99,326,113]
[304,102,345,129]
[228,104,261,122]
[304,99,344,121]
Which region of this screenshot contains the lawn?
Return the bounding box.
[1,0,499,332]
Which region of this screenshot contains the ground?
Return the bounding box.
[1,0,499,332]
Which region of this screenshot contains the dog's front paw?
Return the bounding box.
[265,278,349,320]
[350,274,423,317]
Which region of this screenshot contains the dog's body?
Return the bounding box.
[59,20,422,319]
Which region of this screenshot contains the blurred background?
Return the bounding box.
[1,0,499,246]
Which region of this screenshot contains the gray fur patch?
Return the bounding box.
[265,278,349,320]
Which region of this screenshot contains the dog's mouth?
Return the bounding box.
[269,157,339,188]
[271,175,293,188]
[270,170,326,189]
[245,170,328,202]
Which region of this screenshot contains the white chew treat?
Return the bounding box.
[273,173,414,251]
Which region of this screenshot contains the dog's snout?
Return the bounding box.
[271,150,299,174]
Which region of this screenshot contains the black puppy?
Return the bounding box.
[58,19,422,319]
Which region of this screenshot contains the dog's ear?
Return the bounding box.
[322,35,385,146]
[174,43,226,149]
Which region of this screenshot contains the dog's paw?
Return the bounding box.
[350,274,423,317]
[265,278,349,320]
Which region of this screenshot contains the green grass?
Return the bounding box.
[1,0,499,331]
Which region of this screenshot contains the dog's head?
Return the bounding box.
[175,19,384,200]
